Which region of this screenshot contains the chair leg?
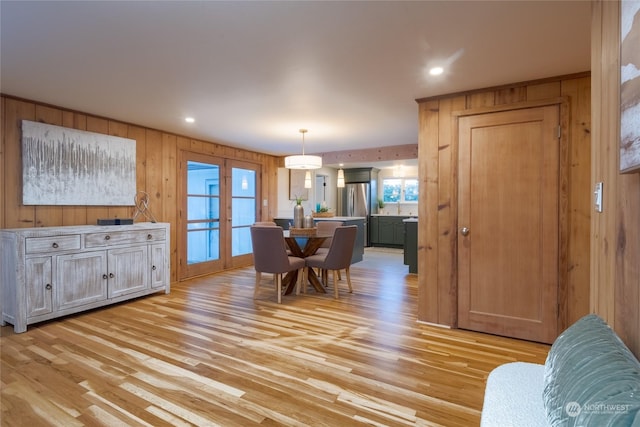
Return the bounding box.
[345,266,353,293]
[254,271,262,299]
[276,273,282,304]
[332,270,339,299]
[296,268,303,295]
[302,268,308,294]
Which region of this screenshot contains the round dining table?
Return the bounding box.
[282,230,332,295]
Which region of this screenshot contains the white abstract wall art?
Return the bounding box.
[22,120,136,205]
[620,0,640,173]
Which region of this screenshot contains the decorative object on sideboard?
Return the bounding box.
[21,120,136,205]
[132,191,157,223]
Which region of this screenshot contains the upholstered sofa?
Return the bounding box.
[481,314,640,426]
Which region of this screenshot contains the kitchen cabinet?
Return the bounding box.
[370,216,406,247]
[0,222,170,333]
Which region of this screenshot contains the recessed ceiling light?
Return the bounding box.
[429,67,444,76]
[185,117,195,123]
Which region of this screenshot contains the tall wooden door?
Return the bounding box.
[457,105,559,344]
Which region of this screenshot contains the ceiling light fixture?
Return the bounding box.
[429,67,444,76]
[337,166,345,188]
[185,117,195,123]
[284,129,322,170]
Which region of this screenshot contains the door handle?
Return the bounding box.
[460,227,470,236]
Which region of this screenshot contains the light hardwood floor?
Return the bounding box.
[1,249,549,426]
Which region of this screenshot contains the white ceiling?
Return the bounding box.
[0,1,591,160]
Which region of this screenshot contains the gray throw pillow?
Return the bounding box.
[543,314,640,426]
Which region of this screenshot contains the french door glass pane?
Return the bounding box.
[231,167,256,256]
[187,161,220,264]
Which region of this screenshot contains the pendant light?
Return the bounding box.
[304,171,312,188]
[337,167,345,188]
[284,129,322,170]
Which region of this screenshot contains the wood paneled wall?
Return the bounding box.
[0,96,280,284]
[591,1,640,358]
[416,73,592,334]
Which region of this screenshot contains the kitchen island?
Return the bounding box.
[273,216,365,264]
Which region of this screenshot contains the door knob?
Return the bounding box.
[460,227,470,236]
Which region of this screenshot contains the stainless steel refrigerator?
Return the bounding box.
[338,183,370,245]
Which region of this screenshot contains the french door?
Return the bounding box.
[178,151,259,280]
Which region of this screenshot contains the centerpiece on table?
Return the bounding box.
[290,195,317,236]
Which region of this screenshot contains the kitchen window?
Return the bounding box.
[382,178,418,203]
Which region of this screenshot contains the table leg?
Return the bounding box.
[282,270,299,295]
[305,268,326,293]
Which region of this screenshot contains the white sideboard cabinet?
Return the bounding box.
[0,222,170,333]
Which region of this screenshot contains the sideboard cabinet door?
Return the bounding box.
[150,243,168,289]
[107,246,149,298]
[56,251,108,312]
[25,256,53,318]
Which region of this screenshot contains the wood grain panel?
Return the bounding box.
[163,134,179,284]
[1,249,549,426]
[562,77,591,327]
[437,97,465,327]
[418,101,440,324]
[527,81,561,100]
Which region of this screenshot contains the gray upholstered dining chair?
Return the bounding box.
[303,225,357,299]
[250,226,305,303]
[315,221,344,254]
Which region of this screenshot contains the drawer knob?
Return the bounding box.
[152,265,157,271]
[103,274,108,279]
[105,235,111,240]
[45,283,52,290]
[109,273,115,278]
[147,234,152,240]
[52,242,59,248]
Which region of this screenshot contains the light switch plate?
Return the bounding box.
[594,182,603,212]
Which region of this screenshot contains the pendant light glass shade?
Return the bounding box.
[284,129,322,170]
[337,168,345,188]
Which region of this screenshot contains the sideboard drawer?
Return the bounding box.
[25,235,81,254]
[85,229,166,248]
